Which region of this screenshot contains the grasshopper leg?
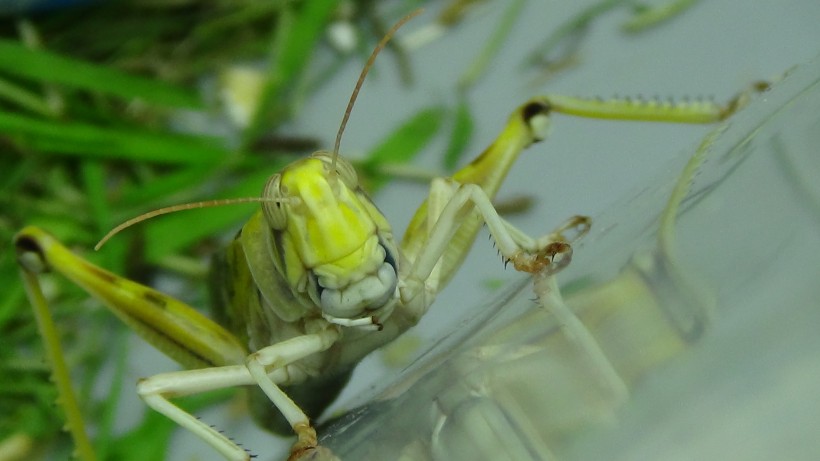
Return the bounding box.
[244,326,341,458]
[138,326,340,461]
[137,365,260,461]
[400,177,589,318]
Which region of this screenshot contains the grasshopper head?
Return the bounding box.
[262,152,399,321]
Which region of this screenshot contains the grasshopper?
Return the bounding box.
[310,79,774,461]
[13,9,761,461]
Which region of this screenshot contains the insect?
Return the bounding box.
[310,80,773,461]
[13,9,764,461]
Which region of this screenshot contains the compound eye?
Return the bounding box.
[261,173,287,230]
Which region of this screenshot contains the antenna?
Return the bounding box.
[96,9,423,250]
[94,197,285,250]
[332,8,423,170]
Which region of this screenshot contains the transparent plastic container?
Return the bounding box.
[313,54,820,461]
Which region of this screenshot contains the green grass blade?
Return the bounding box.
[0,111,230,164]
[241,0,337,147]
[443,96,475,171]
[0,76,56,117]
[116,165,223,208]
[622,0,701,32]
[361,106,446,191]
[0,40,202,109]
[81,161,111,233]
[142,165,288,263]
[458,0,525,90]
[523,0,627,69]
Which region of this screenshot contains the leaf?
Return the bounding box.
[241,0,338,146]
[117,165,223,208]
[361,106,446,191]
[0,111,230,164]
[0,40,202,109]
[443,96,475,171]
[142,164,288,263]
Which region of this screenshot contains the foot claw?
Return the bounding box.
[287,423,318,461]
[288,445,340,461]
[511,241,573,274]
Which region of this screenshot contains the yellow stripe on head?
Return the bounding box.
[279,156,375,271]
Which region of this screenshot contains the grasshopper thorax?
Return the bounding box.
[261,152,399,321]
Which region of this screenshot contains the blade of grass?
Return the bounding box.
[360,105,446,191]
[443,95,474,171]
[458,0,525,90]
[241,0,337,147]
[188,2,287,43]
[116,164,224,208]
[80,161,111,234]
[0,40,202,109]
[0,76,56,117]
[142,165,288,263]
[622,0,700,32]
[0,151,38,195]
[0,111,230,164]
[523,0,627,69]
[80,160,130,273]
[0,260,25,330]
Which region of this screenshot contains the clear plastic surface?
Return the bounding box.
[312,55,820,460]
